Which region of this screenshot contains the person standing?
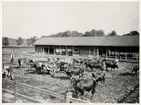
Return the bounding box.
[10,52,14,64]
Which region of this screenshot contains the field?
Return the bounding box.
[2,47,139,103]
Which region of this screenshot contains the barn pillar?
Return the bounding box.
[66,46,67,56]
[97,48,99,58]
[106,47,108,59]
[54,46,55,55]
[42,46,44,54]
[60,46,61,55]
[48,46,50,55]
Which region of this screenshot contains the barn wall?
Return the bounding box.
[35,45,139,61]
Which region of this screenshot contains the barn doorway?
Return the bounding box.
[44,47,49,54]
[49,47,54,55]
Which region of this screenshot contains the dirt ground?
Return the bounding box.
[2,47,139,103]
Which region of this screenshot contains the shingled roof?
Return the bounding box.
[34,35,139,47]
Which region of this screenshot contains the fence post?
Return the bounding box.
[14,80,17,102]
[66,92,72,103]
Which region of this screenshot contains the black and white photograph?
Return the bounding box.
[2,0,139,103]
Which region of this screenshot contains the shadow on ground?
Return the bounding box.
[119,72,136,76]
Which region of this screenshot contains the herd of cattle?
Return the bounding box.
[2,57,139,99]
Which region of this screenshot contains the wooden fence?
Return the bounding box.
[2,79,88,103]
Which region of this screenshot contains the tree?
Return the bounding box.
[2,37,9,46]
[85,29,105,36]
[30,36,37,44]
[26,36,37,46]
[95,30,105,36]
[123,31,139,36]
[16,37,23,45]
[90,29,96,36]
[26,39,32,46]
[84,31,91,36]
[108,30,117,36]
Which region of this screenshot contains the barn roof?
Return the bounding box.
[34,35,139,47]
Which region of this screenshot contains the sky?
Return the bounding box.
[2,1,139,39]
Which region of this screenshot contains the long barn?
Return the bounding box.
[34,35,139,61]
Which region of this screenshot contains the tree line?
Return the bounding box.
[2,36,37,47]
[49,30,139,37]
[2,30,139,46]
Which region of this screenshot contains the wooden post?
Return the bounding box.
[125,53,127,62]
[66,46,67,56]
[106,47,107,59]
[14,80,17,102]
[60,46,61,55]
[48,46,49,55]
[54,46,55,55]
[42,46,44,54]
[97,48,99,58]
[66,92,72,103]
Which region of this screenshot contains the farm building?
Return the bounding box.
[34,35,139,61]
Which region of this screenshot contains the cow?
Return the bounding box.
[18,58,29,68]
[84,61,104,71]
[70,73,97,100]
[95,71,106,85]
[131,64,139,74]
[102,59,118,71]
[65,67,84,79]
[2,65,14,80]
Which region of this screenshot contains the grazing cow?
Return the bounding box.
[18,58,29,68]
[2,65,14,80]
[96,71,106,85]
[84,61,103,71]
[70,73,97,99]
[131,64,139,74]
[102,59,118,71]
[27,59,34,68]
[73,58,85,65]
[32,63,43,74]
[65,67,84,79]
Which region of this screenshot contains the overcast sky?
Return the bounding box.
[2,1,139,39]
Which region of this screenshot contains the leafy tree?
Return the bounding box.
[95,30,105,36]
[30,36,37,44]
[123,31,139,36]
[26,36,37,46]
[16,37,23,45]
[2,37,9,46]
[90,29,96,36]
[26,39,32,46]
[70,31,83,37]
[108,30,117,36]
[84,31,91,36]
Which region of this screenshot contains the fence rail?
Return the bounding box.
[2,78,88,103]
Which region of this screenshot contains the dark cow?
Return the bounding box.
[27,59,34,68]
[73,58,85,65]
[70,73,97,100]
[131,64,139,74]
[84,61,103,71]
[102,59,118,71]
[52,62,84,79]
[32,63,43,74]
[96,72,106,85]
[65,67,84,79]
